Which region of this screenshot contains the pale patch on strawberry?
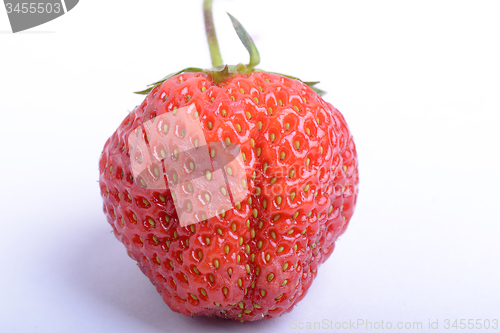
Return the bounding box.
[129,104,250,227]
[128,126,167,190]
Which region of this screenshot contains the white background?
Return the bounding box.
[1,1,499,332]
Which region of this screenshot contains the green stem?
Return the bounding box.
[203,0,223,68]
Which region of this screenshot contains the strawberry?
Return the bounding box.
[98,0,358,322]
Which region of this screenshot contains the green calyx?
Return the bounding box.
[134,67,204,95]
[135,0,325,96]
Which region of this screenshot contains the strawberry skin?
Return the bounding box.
[99,71,358,321]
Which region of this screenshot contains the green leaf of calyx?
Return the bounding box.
[309,86,326,96]
[227,13,260,69]
[304,81,326,96]
[134,67,204,95]
[254,70,327,96]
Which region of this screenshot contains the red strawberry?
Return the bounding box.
[98,0,358,322]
